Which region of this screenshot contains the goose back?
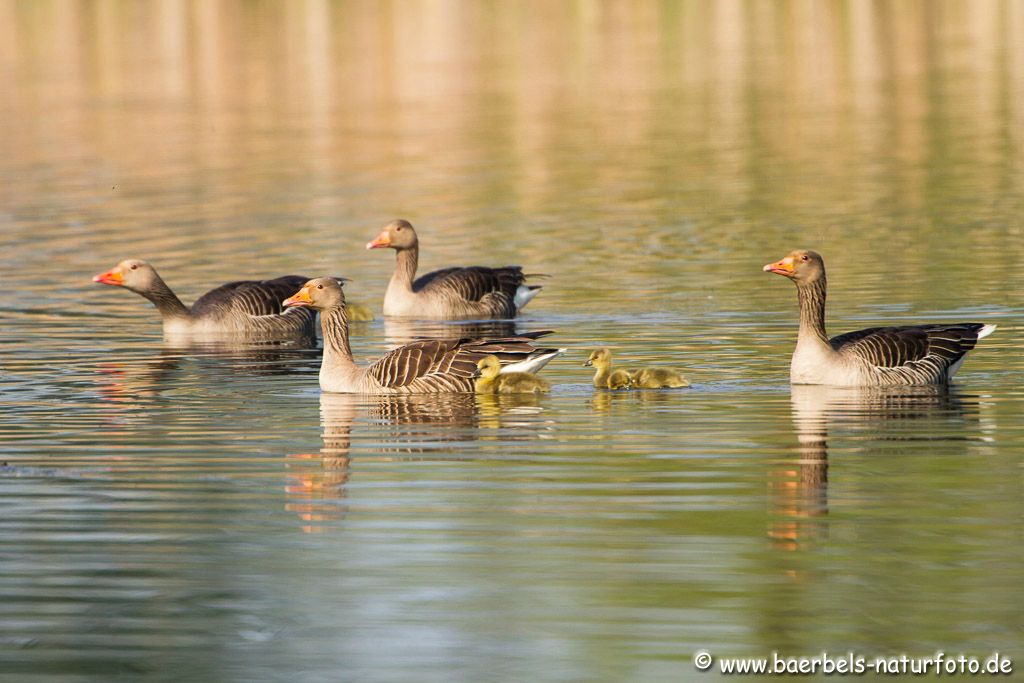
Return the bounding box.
[191,275,310,319]
[413,266,525,315]
[831,323,991,384]
[366,332,560,393]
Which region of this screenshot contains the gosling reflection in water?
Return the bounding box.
[475,392,555,436]
[588,386,685,414]
[771,385,968,552]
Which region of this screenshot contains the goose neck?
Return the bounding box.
[391,247,418,293]
[143,277,190,320]
[796,277,830,346]
[321,305,358,371]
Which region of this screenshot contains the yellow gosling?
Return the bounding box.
[631,367,690,389]
[583,348,615,388]
[607,368,633,390]
[474,355,502,393]
[475,355,550,394]
[346,301,375,322]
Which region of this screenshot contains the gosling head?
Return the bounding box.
[366,219,418,251]
[763,249,826,286]
[93,259,162,295]
[283,277,347,311]
[583,348,613,369]
[475,355,503,379]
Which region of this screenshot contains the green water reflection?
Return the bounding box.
[1,1,1022,681]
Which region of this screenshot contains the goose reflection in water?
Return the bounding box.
[94,343,320,401]
[285,392,482,532]
[771,384,973,552]
[383,318,520,348]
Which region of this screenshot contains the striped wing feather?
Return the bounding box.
[191,275,310,318]
[413,266,525,304]
[367,331,555,389]
[831,324,986,371]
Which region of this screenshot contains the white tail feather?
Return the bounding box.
[978,324,997,339]
[502,348,565,374]
[514,285,542,311]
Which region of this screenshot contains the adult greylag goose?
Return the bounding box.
[283,277,563,394]
[764,249,996,386]
[93,259,317,340]
[474,355,551,394]
[366,219,542,319]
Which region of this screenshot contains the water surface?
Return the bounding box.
[2,1,1023,680]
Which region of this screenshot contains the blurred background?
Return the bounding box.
[3,0,1023,310]
[1,2,1022,681]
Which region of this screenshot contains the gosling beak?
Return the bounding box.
[283,287,313,308]
[583,359,593,367]
[93,268,124,286]
[366,231,391,249]
[763,256,795,276]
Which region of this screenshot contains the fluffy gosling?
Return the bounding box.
[475,355,551,394]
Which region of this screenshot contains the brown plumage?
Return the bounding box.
[284,277,562,394]
[366,219,542,319]
[93,259,317,340]
[764,249,996,385]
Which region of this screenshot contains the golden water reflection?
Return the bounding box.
[5,1,1024,312]
[771,384,973,552]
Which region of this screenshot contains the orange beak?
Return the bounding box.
[763,256,795,276]
[283,286,313,308]
[366,231,391,249]
[93,268,124,286]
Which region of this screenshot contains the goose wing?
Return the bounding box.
[366,331,557,389]
[191,275,310,318]
[413,266,525,303]
[830,324,988,370]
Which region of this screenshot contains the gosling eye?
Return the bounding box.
[800,254,809,261]
[316,284,324,290]
[130,264,138,270]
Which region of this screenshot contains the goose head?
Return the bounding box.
[763,249,825,285]
[283,277,346,311]
[93,259,162,295]
[474,355,503,380]
[366,219,418,251]
[584,348,613,369]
